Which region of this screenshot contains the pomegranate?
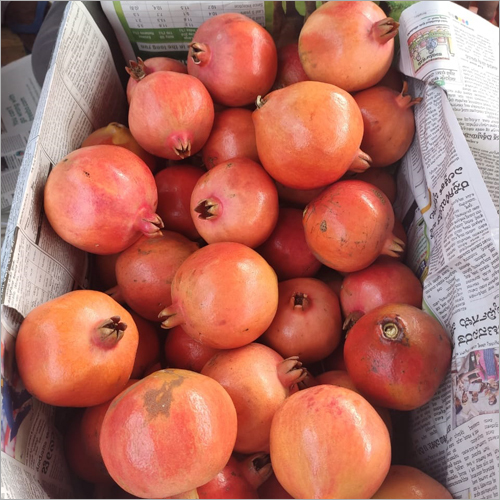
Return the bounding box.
[128,71,214,160]
[340,258,423,329]
[198,454,272,499]
[201,343,307,454]
[275,181,327,208]
[201,108,259,169]
[372,465,453,499]
[354,81,422,167]
[190,158,279,248]
[187,13,277,107]
[256,208,321,281]
[270,385,391,498]
[125,56,187,103]
[70,379,139,484]
[15,290,138,407]
[253,81,370,190]
[314,370,393,436]
[303,180,405,272]
[155,165,205,241]
[129,311,160,378]
[376,65,405,92]
[273,43,309,89]
[258,474,293,499]
[100,369,237,498]
[260,278,342,364]
[143,361,162,377]
[314,266,344,296]
[159,242,278,349]
[298,1,398,92]
[91,252,120,292]
[44,145,163,255]
[107,231,199,322]
[344,303,452,410]
[164,325,221,373]
[81,122,157,173]
[350,167,397,204]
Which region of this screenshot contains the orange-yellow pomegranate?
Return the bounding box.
[100,369,237,499]
[372,465,453,499]
[270,384,391,498]
[15,290,139,407]
[253,81,370,190]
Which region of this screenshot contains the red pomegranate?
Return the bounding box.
[260,278,343,364]
[350,167,397,204]
[372,465,453,499]
[100,369,237,498]
[256,208,321,281]
[159,242,279,349]
[344,303,452,410]
[187,13,277,107]
[198,454,272,499]
[340,257,423,329]
[129,311,160,378]
[258,474,293,499]
[164,325,221,373]
[128,71,214,160]
[354,81,422,167]
[270,384,391,498]
[393,218,408,261]
[107,231,199,322]
[303,180,405,272]
[15,290,138,407]
[126,56,187,103]
[155,164,205,241]
[202,343,307,454]
[275,181,327,208]
[44,145,163,255]
[253,81,370,190]
[314,266,344,296]
[81,122,157,173]
[273,43,309,89]
[376,65,405,92]
[298,1,398,92]
[190,158,279,248]
[201,108,259,169]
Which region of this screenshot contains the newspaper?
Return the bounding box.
[1,56,41,245]
[393,2,499,498]
[0,1,498,499]
[1,2,127,498]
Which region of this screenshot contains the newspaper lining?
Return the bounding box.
[1,1,498,498]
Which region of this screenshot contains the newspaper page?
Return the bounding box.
[393,2,499,498]
[1,2,127,498]
[100,1,293,62]
[1,56,41,244]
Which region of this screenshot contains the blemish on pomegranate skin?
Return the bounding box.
[320,220,327,232]
[84,171,90,177]
[143,376,184,420]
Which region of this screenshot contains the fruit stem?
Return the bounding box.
[95,316,127,347]
[242,453,273,489]
[277,356,308,390]
[372,17,399,44]
[194,199,220,220]
[255,95,267,109]
[158,304,184,329]
[291,292,309,311]
[398,80,423,108]
[188,42,210,65]
[342,311,364,331]
[125,57,148,81]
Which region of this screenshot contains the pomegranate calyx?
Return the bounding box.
[297,369,318,390]
[398,80,423,108]
[291,292,309,311]
[158,305,183,329]
[252,453,271,472]
[343,311,364,331]
[173,141,192,159]
[140,213,164,236]
[104,285,125,304]
[96,316,127,346]
[277,356,308,389]
[188,42,210,65]
[372,17,400,44]
[380,318,409,345]
[194,199,219,219]
[125,57,147,81]
[243,453,273,489]
[348,149,372,173]
[255,95,268,109]
[382,234,406,258]
[383,322,399,339]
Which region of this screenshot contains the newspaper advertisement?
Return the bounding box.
[1,56,41,244]
[394,2,499,498]
[1,2,127,498]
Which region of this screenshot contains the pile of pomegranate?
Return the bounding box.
[16,2,455,498]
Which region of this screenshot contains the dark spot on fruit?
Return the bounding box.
[63,158,68,162]
[138,249,152,255]
[320,220,327,232]
[83,171,90,177]
[143,376,184,420]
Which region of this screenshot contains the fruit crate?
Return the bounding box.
[1,1,498,499]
